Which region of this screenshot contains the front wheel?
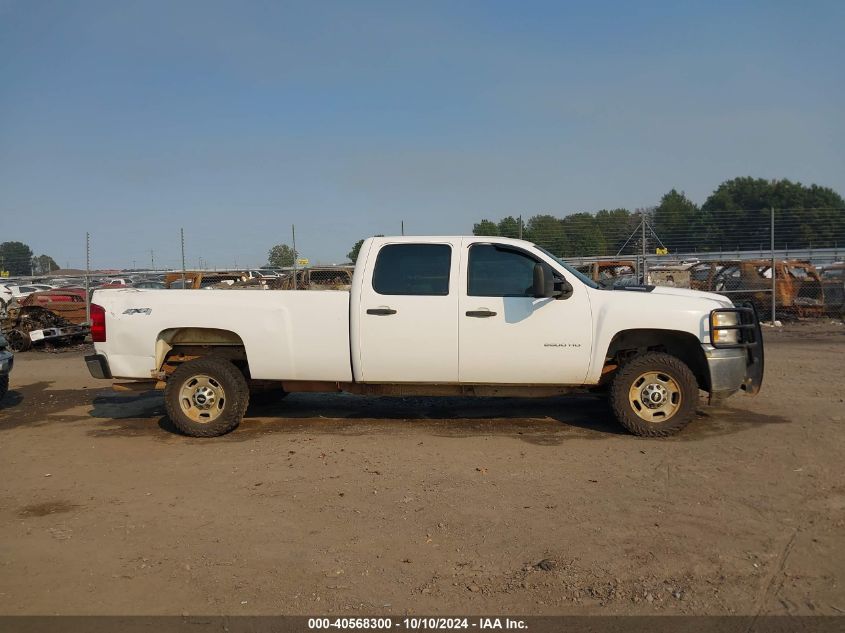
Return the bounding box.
[0,375,8,402]
[164,357,250,437]
[609,352,699,437]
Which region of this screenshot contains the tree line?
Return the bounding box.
[472,177,845,257]
[0,241,60,276]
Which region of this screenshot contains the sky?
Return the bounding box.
[1,0,844,269]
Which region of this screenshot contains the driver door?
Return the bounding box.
[458,240,593,384]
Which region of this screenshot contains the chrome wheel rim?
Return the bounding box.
[628,371,682,422]
[179,374,226,423]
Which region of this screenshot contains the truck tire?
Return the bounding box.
[609,352,698,437]
[164,357,250,437]
[0,375,8,402]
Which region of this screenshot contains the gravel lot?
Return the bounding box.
[1,323,843,616]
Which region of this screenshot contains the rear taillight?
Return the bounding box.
[91,303,106,342]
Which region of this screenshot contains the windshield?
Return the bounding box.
[533,245,600,289]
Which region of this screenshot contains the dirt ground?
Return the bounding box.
[1,323,843,616]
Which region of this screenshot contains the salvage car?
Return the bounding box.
[0,332,12,402]
[85,236,764,438]
[574,261,638,288]
[820,263,844,315]
[0,285,11,310]
[164,272,246,289]
[2,301,89,352]
[20,289,88,324]
[272,266,355,290]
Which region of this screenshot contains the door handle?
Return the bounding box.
[366,308,397,315]
[466,310,497,318]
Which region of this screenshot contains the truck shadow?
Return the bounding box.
[82,391,790,445]
[0,381,791,444]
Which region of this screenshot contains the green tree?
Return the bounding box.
[593,208,635,255]
[524,215,568,255]
[702,177,845,250]
[0,241,34,275]
[563,212,606,256]
[472,219,499,236]
[497,216,522,238]
[652,190,700,253]
[267,243,296,268]
[347,239,365,263]
[34,254,59,275]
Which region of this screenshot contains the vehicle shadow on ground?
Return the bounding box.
[0,389,25,409]
[82,390,791,445]
[0,381,99,430]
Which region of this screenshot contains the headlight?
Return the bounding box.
[711,311,738,344]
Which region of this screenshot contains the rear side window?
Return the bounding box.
[467,244,538,297]
[372,244,451,295]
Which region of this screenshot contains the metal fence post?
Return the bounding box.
[641,213,648,284]
[180,228,186,285]
[292,224,298,287]
[84,232,91,325]
[771,207,776,323]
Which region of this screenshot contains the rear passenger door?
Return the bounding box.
[357,241,461,383]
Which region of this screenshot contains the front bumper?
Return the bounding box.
[707,305,765,402]
[0,350,13,376]
[84,353,112,380]
[704,346,748,402]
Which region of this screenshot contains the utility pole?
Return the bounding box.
[85,233,91,324]
[518,215,523,240]
[150,249,155,272]
[180,228,186,284]
[401,220,404,236]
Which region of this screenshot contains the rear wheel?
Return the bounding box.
[0,375,8,402]
[609,352,698,437]
[164,357,249,437]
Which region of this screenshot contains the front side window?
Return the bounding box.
[467,244,539,297]
[372,244,451,295]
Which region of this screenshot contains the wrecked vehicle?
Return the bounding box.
[272,266,354,290]
[820,263,844,315]
[726,260,823,318]
[574,261,638,288]
[85,236,763,439]
[1,301,89,352]
[646,261,704,289]
[649,259,824,318]
[0,332,12,401]
[196,267,356,291]
[20,289,89,325]
[164,272,247,289]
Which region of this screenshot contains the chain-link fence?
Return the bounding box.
[3,207,844,327]
[478,207,845,321]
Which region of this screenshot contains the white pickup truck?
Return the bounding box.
[85,236,764,438]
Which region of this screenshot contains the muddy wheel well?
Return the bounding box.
[156,328,249,378]
[604,329,709,392]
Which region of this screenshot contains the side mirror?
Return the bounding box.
[532,263,549,298]
[533,263,573,299]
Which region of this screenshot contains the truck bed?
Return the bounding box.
[93,289,352,381]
